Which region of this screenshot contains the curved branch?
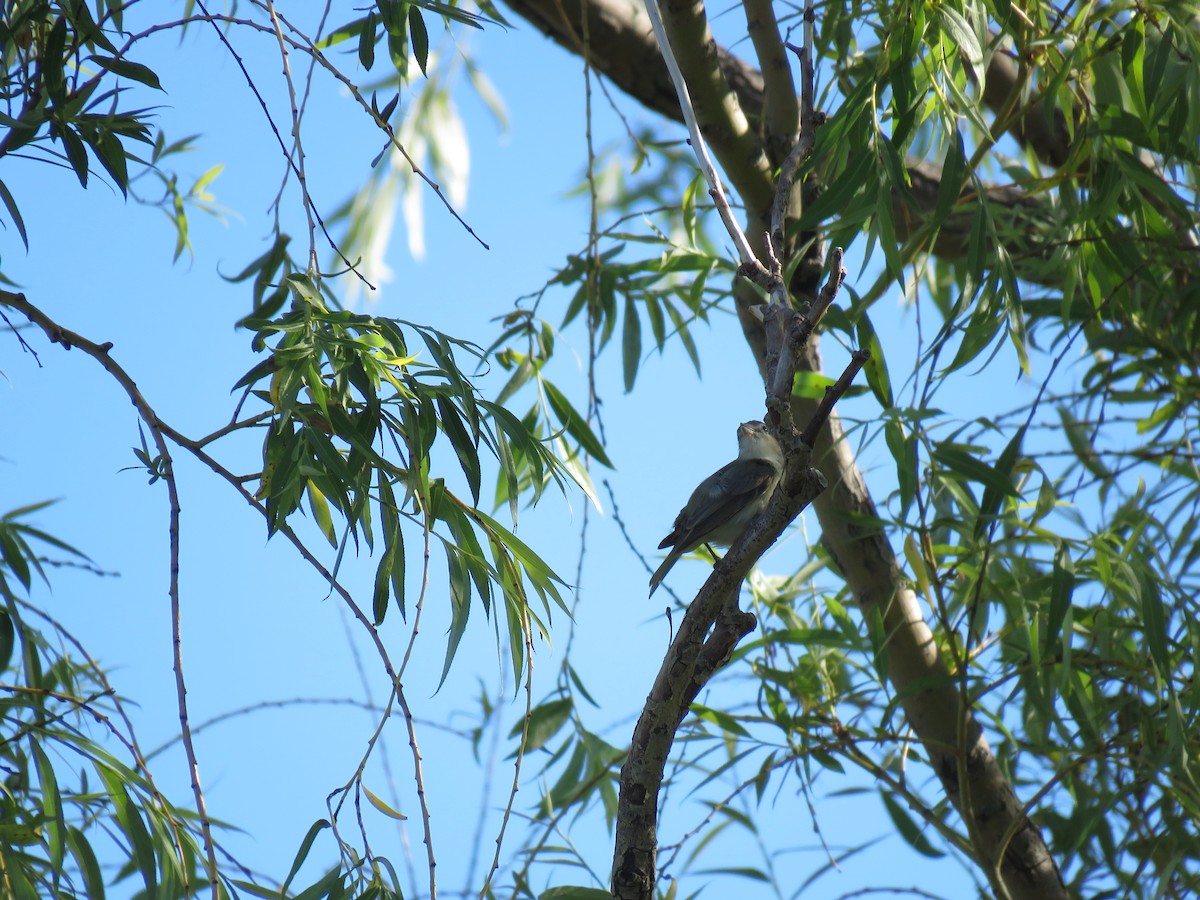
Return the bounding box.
[2,290,220,900]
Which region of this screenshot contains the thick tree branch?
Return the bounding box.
[741,0,796,164]
[503,0,765,128]
[785,337,1067,899]
[655,0,774,214]
[501,0,1071,275]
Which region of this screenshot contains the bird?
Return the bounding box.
[649,420,784,596]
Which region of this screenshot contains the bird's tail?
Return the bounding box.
[648,548,683,596]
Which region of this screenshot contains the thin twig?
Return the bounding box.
[479,583,536,898]
[0,307,40,364]
[260,2,490,251]
[264,0,318,270]
[0,290,221,900]
[191,1,375,286]
[798,348,869,447]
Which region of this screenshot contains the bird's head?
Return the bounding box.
[736,420,784,465]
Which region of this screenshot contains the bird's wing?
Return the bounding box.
[666,457,779,550]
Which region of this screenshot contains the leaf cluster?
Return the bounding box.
[231,257,597,686]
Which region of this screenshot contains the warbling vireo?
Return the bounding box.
[649,420,784,595]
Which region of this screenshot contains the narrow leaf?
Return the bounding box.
[92,56,164,90]
[0,179,28,250]
[363,785,407,820]
[543,380,612,467]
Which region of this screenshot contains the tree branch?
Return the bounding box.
[612,241,855,896]
[654,0,774,215]
[1,290,220,900]
[741,0,796,164]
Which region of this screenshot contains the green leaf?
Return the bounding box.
[0,179,28,250]
[539,888,613,900]
[411,0,496,29]
[932,443,1019,501]
[1138,567,1170,678]
[514,697,573,751]
[0,609,14,673]
[306,481,338,548]
[97,766,157,893]
[281,820,331,894]
[1057,406,1113,480]
[543,380,612,467]
[884,418,917,517]
[974,425,1024,540]
[31,741,66,870]
[939,7,982,81]
[880,790,944,857]
[791,370,836,400]
[60,127,90,188]
[436,397,482,504]
[621,295,641,393]
[934,129,965,223]
[358,11,378,70]
[1044,542,1074,653]
[438,550,472,689]
[0,528,32,591]
[66,827,106,900]
[91,56,164,90]
[408,6,429,76]
[691,703,751,738]
[855,311,891,408]
[42,17,68,100]
[663,300,701,373]
[88,129,130,195]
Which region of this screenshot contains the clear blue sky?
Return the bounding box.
[0,6,1001,898]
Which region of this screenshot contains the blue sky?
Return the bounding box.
[0,6,1010,898]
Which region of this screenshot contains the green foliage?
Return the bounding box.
[230,265,585,689]
[3,0,1200,895]
[0,506,216,900]
[0,1,154,208]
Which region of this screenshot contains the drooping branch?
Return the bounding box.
[1,290,220,900]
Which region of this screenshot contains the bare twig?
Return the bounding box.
[479,607,535,898]
[191,1,374,286]
[264,0,318,270]
[0,307,40,364]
